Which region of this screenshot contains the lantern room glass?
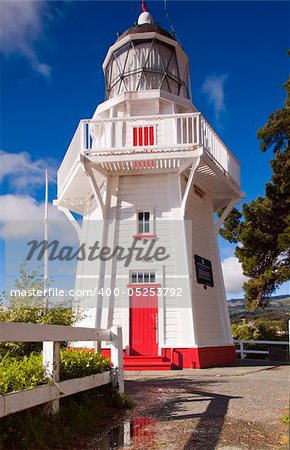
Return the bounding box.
[105,39,189,99]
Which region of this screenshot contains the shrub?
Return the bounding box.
[232,318,288,341]
[0,354,46,395]
[60,349,110,381]
[0,350,111,395]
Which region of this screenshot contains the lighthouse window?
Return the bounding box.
[138,211,151,234]
[133,126,155,146]
[130,271,156,284]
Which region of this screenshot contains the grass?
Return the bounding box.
[0,385,133,449]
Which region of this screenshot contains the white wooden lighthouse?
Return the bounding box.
[55,3,242,369]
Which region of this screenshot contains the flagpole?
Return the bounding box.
[44,169,49,308]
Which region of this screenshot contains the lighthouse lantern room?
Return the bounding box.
[55,2,242,370]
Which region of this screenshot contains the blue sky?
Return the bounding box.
[0,1,289,298]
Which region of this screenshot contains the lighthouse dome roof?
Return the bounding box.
[138,11,153,25]
[117,22,175,42]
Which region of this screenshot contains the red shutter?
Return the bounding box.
[149,126,154,145]
[133,127,138,146]
[133,126,155,147]
[144,126,149,146]
[138,127,143,146]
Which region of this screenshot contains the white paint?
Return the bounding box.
[56,18,242,357]
[137,11,153,25]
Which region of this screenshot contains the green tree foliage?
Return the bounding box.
[231,318,288,341]
[0,265,82,357]
[220,75,290,310]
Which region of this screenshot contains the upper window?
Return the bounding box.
[130,271,156,284]
[138,211,151,234]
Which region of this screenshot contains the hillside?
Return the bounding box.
[227,295,290,322]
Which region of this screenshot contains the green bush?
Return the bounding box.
[0,354,46,395]
[281,413,289,425]
[0,350,110,395]
[60,349,110,381]
[232,318,288,341]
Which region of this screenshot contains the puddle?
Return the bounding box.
[98,416,156,449]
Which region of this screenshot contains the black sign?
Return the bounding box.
[194,255,214,287]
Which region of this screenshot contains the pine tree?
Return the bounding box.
[219,75,290,310]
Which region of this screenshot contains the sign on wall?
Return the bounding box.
[194,255,214,287]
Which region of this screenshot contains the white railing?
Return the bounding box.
[57,112,240,194]
[234,339,289,360]
[58,123,82,195]
[0,323,123,418]
[200,117,240,186]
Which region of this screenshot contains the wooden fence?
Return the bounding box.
[234,339,289,360]
[0,322,124,418]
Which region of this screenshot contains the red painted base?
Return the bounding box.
[101,346,237,370]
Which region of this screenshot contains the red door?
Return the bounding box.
[130,288,158,356]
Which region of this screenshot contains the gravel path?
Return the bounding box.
[64,362,289,450]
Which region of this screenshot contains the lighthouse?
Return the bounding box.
[55,3,242,369]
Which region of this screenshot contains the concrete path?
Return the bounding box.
[121,362,289,449]
[66,362,289,449]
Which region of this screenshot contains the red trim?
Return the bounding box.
[133,234,156,239]
[162,346,237,369]
[73,346,237,371]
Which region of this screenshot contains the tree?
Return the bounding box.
[220,75,290,310]
[0,265,82,357]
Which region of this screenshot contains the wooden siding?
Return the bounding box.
[186,187,230,346]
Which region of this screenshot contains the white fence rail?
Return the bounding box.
[0,323,124,418]
[234,339,289,360]
[58,112,240,194]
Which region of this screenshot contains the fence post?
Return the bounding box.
[42,341,60,414]
[288,319,290,361]
[240,341,245,360]
[110,326,124,394]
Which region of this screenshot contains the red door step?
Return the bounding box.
[124,355,172,371]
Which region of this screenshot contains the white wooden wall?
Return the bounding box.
[186,184,233,346]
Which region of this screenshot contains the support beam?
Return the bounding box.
[82,156,108,218]
[214,197,241,237]
[181,157,200,216]
[57,206,81,236]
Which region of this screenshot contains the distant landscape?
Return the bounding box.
[227,295,290,322]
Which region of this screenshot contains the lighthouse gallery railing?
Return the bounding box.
[58,113,240,195]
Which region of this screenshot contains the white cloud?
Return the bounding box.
[0,195,79,283]
[221,256,248,297]
[0,1,51,76]
[0,194,65,238]
[201,74,228,120]
[0,149,58,192]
